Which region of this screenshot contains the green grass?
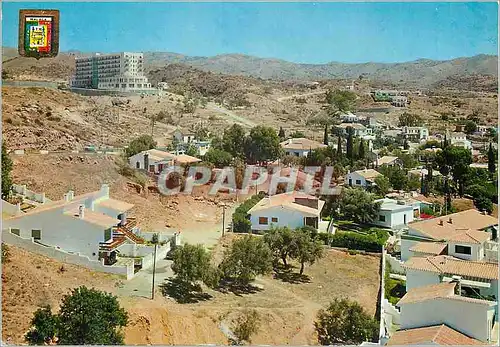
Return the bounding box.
[384,262,406,305]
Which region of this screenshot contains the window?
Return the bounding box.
[136,161,140,169]
[31,229,41,240]
[455,245,472,255]
[259,217,269,225]
[271,217,278,223]
[355,179,361,185]
[379,215,386,222]
[10,228,20,236]
[104,229,112,242]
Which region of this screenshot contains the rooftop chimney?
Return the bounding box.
[78,204,85,219]
[439,220,444,226]
[101,184,110,197]
[63,193,70,202]
[68,190,74,201]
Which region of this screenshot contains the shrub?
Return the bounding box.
[328,230,388,253]
[232,194,264,233]
[231,309,260,344]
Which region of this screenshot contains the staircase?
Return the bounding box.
[99,234,126,251]
[113,218,144,244]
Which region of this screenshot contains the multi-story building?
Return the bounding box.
[401,126,429,141]
[71,52,152,91]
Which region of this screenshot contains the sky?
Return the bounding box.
[2,2,498,64]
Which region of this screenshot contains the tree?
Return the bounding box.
[222,124,246,158]
[315,298,378,345]
[336,136,343,157]
[2,141,13,199]
[464,120,477,134]
[378,166,408,191]
[325,90,356,117]
[358,138,365,160]
[332,163,345,183]
[398,112,422,127]
[150,111,166,135]
[323,124,329,145]
[403,138,409,150]
[244,126,282,163]
[290,131,306,138]
[171,243,219,288]
[125,135,156,157]
[278,126,286,140]
[436,146,472,197]
[185,144,198,157]
[25,305,59,345]
[290,230,324,275]
[263,226,295,267]
[488,142,496,174]
[346,127,354,160]
[26,287,128,345]
[203,148,233,168]
[338,188,381,224]
[474,194,493,214]
[374,176,391,196]
[219,235,273,286]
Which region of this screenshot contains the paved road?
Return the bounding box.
[206,102,256,128]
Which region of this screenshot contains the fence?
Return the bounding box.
[3,229,135,280]
[378,246,388,344]
[12,184,48,204]
[385,253,406,275]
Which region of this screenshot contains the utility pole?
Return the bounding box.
[222,204,226,237]
[151,242,157,300]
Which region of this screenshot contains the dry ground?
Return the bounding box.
[2,237,381,345]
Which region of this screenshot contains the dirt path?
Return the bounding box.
[206,102,256,128]
[276,90,326,102]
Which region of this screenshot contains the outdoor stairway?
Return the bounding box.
[113,218,144,244]
[99,234,126,251]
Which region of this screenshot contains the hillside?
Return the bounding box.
[2,47,497,90]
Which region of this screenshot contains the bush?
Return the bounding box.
[2,243,10,263]
[231,309,260,344]
[232,194,264,233]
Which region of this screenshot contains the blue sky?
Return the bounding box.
[2,2,498,64]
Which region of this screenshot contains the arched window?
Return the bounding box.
[136,161,140,169]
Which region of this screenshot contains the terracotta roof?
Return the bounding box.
[143,149,176,162]
[174,154,202,164]
[409,242,447,255]
[404,255,499,280]
[95,198,134,212]
[387,324,484,345]
[447,230,492,244]
[352,169,382,180]
[408,209,497,241]
[374,156,399,166]
[64,208,119,228]
[280,138,327,151]
[397,282,456,305]
[248,191,325,216]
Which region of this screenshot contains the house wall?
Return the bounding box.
[250,206,312,231]
[373,208,414,229]
[128,152,147,170]
[2,199,21,216]
[346,172,367,188]
[447,241,484,261]
[3,207,106,261]
[399,299,496,342]
[405,269,441,291]
[285,149,309,157]
[3,230,134,279]
[401,238,422,261]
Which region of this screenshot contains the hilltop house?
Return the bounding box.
[280,138,327,157]
[3,184,144,265]
[395,282,497,344]
[128,149,175,174]
[346,169,383,188]
[400,209,498,262]
[247,191,325,232]
[449,132,472,150]
[401,126,429,141]
[373,156,403,169]
[336,123,372,137]
[173,130,197,144]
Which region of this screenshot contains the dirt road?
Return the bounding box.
[207,102,256,128]
[276,90,326,102]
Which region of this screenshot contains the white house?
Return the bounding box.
[400,209,498,262]
[3,184,142,264]
[401,126,429,141]
[403,255,499,298]
[128,149,175,174]
[396,282,497,343]
[340,112,359,123]
[157,82,169,90]
[372,198,418,229]
[280,138,327,157]
[449,132,472,150]
[336,123,371,137]
[346,169,383,188]
[173,130,197,144]
[248,191,325,232]
[373,156,403,169]
[386,324,485,345]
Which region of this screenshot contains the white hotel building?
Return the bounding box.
[70,52,152,91]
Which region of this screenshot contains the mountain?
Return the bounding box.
[2,46,498,89]
[144,53,498,87]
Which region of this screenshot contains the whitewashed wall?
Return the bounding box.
[250,206,311,231]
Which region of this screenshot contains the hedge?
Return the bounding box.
[232,193,265,233]
[318,230,388,253]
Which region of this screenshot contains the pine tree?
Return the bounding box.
[336,136,343,157]
[323,125,329,145]
[346,128,354,160]
[403,138,409,150]
[443,134,448,148]
[1,142,13,200]
[278,126,285,140]
[358,138,365,159]
[488,142,496,174]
